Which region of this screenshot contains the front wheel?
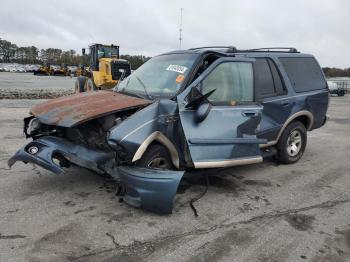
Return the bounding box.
[86,78,98,92]
[136,144,174,170]
[276,121,307,164]
[75,76,87,93]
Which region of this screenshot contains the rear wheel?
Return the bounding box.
[75,76,87,93]
[276,121,307,164]
[86,78,98,92]
[136,144,174,170]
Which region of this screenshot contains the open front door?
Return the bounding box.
[177,57,266,168]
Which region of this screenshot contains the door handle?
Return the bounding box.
[282,102,291,107]
[242,111,258,117]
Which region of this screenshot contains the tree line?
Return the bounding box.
[322,67,350,78]
[0,38,150,69]
[2,37,349,75]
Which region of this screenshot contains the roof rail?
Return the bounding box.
[188,46,299,53]
[189,46,237,52]
[240,47,299,53]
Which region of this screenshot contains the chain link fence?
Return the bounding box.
[327,78,350,94]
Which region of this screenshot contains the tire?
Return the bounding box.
[136,144,175,170]
[86,78,98,92]
[276,121,307,164]
[75,76,87,93]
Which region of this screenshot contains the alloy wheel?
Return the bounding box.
[286,130,302,157]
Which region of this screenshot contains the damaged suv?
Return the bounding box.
[9,47,329,214]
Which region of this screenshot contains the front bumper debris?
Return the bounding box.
[114,166,185,214]
[8,136,115,175]
[8,137,185,214]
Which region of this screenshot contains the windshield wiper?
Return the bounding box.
[134,75,153,100]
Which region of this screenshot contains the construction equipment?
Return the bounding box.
[51,64,69,76]
[76,64,89,77]
[75,44,131,93]
[33,64,51,76]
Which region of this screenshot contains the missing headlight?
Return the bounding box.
[28,117,40,134]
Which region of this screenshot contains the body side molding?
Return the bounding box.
[194,156,262,168]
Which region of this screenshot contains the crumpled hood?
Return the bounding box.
[30,91,150,127]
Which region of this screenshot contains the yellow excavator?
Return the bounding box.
[75,44,131,93]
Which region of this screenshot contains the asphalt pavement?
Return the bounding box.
[0,96,349,262]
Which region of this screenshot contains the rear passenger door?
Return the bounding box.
[254,58,291,142]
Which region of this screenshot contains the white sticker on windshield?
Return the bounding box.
[166,64,188,74]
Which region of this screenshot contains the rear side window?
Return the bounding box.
[279,57,327,92]
[254,58,286,100]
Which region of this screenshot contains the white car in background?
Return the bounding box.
[327,81,346,96]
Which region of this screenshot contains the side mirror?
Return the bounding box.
[185,86,215,109]
[194,102,211,123]
[184,86,215,123]
[82,48,85,55]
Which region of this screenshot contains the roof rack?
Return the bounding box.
[189,46,238,52]
[188,46,299,53]
[240,47,299,53]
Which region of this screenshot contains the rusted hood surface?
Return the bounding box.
[31,91,150,127]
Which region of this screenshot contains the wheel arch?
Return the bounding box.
[261,110,314,148]
[131,131,180,169]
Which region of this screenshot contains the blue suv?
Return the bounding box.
[9,47,329,213]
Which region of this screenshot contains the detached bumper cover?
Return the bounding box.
[115,167,185,214]
[8,137,185,214]
[8,136,115,175]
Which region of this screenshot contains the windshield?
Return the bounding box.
[117,53,198,98]
[97,46,119,59]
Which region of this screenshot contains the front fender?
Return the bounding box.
[108,100,180,165]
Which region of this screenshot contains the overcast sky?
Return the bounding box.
[1,0,349,67]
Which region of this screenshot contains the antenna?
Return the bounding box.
[179,8,183,49]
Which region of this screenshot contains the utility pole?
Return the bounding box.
[179,8,183,49]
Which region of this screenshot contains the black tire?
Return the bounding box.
[86,78,98,92]
[136,144,175,170]
[75,76,87,93]
[276,121,307,164]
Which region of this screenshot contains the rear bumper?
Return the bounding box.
[8,136,115,175]
[114,167,185,214]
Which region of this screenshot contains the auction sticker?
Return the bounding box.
[166,64,188,74]
[175,74,185,83]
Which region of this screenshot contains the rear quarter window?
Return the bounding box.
[279,57,327,92]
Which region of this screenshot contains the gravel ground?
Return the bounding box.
[0,96,349,262]
[0,72,75,99]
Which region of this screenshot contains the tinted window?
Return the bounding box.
[201,62,253,104]
[254,58,286,100]
[254,59,275,98]
[268,59,285,95]
[279,57,327,92]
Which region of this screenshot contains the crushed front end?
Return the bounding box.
[8,91,185,214]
